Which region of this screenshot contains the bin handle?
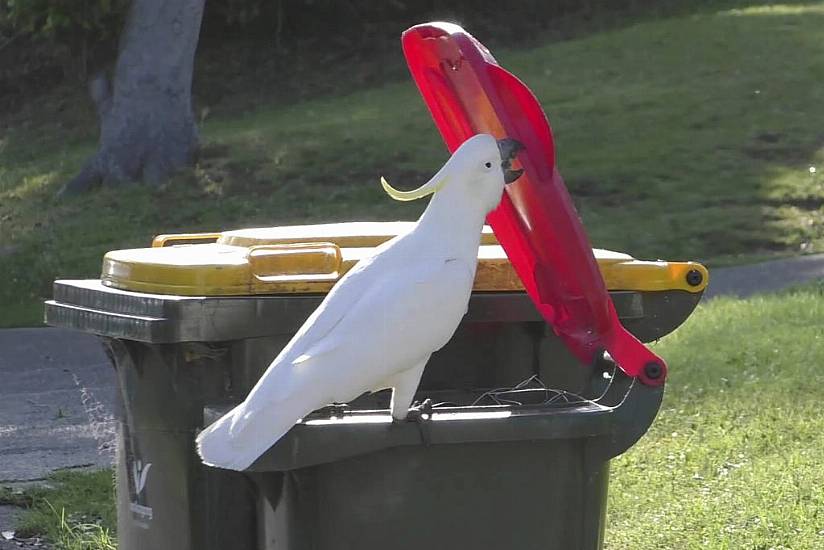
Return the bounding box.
[152,233,222,247]
[248,242,343,284]
[600,260,708,293]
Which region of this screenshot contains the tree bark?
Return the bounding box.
[60,0,205,196]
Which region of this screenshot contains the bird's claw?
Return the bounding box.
[405,398,435,422]
[319,403,349,419]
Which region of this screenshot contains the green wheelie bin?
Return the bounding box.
[45,222,707,550]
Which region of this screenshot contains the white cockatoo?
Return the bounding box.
[196,133,523,470]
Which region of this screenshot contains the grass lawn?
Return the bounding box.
[3,283,822,549]
[1,2,824,327]
[0,470,115,549]
[608,282,824,549]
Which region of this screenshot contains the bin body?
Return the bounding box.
[107,339,257,550]
[257,444,610,550]
[109,333,613,550]
[46,278,694,550]
[115,431,612,550]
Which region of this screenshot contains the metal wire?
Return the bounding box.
[467,363,620,409]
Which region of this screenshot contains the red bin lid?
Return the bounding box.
[402,22,667,385]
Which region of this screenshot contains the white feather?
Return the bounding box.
[196,134,509,470]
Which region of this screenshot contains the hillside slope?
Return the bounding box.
[1,3,823,326]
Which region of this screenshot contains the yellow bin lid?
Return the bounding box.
[101,222,708,296]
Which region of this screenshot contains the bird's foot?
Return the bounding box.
[405,398,435,422]
[317,402,349,419]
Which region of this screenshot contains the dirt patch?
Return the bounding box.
[0,505,51,550]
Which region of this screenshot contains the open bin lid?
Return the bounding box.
[402,23,685,385]
[100,222,708,297]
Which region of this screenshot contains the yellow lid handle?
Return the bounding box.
[600,260,709,293]
[248,243,343,284]
[152,233,221,247]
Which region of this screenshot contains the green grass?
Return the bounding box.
[4,285,822,548]
[607,283,824,549]
[1,470,116,550]
[2,1,824,326]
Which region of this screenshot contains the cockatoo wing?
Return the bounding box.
[241,251,474,419]
[196,249,475,471]
[292,256,475,379]
[264,249,382,371]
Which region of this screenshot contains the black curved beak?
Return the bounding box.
[497,138,524,184]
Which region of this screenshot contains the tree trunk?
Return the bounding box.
[60,0,205,196]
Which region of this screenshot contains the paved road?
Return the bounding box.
[703,253,824,299]
[0,253,822,537]
[0,328,115,545]
[0,328,116,484]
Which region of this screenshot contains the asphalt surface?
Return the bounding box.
[702,253,824,299]
[0,329,116,484]
[0,328,115,546]
[0,253,822,538]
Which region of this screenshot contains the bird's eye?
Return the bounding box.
[484,161,493,169]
